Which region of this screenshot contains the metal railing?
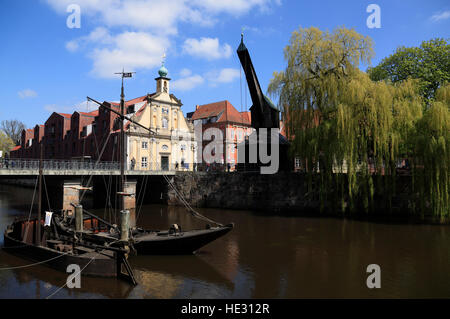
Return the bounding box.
[0,158,244,173]
[0,158,119,171]
[0,158,186,172]
[127,161,186,172]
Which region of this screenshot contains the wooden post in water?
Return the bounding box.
[120,210,130,241]
[75,205,83,232]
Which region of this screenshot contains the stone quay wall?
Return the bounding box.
[167,171,441,222]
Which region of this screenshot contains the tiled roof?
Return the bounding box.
[240,111,251,123]
[57,113,72,118]
[125,95,148,106]
[11,145,21,151]
[192,100,251,125]
[79,110,99,117]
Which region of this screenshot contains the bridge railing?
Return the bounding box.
[0,158,120,171]
[0,158,187,172]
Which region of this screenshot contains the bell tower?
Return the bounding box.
[156,53,170,94]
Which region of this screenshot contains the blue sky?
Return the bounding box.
[1,0,449,128]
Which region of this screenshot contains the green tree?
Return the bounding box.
[269,26,448,217]
[0,130,15,156]
[412,84,450,217]
[367,38,450,101]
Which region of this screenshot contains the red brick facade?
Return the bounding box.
[191,100,254,167]
[10,100,137,162]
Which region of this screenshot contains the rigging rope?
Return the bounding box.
[2,176,39,248]
[79,131,112,202]
[23,176,39,243]
[43,175,52,211]
[91,118,114,220]
[163,174,223,226]
[130,126,224,227]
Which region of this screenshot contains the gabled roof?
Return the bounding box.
[125,95,148,106]
[192,100,251,125]
[79,110,99,116]
[57,113,72,119]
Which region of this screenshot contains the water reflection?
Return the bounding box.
[1,184,450,298]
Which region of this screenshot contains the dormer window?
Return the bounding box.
[127,105,135,114]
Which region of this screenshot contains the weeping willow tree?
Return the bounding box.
[268,26,449,217]
[412,84,450,218]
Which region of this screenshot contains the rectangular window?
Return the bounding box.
[162,118,168,129]
[142,141,148,149]
[295,157,301,168]
[142,157,148,168]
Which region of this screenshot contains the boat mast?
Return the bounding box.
[119,72,125,211]
[37,142,43,245]
[114,69,135,211]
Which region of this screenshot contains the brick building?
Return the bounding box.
[191,100,254,169]
[10,63,195,172]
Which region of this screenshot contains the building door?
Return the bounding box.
[161,156,169,171]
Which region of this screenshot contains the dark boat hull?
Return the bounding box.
[54,212,234,255]
[3,230,118,278]
[132,224,234,255]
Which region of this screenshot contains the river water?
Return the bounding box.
[0,184,449,298]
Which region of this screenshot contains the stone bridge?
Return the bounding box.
[0,159,175,215]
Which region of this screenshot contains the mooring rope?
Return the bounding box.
[0,251,70,271]
[45,256,96,299]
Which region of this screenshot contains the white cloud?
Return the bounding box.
[64,28,168,78]
[18,89,37,99]
[46,0,281,78]
[44,100,98,114]
[46,0,216,33]
[65,40,79,52]
[192,0,279,15]
[172,67,240,91]
[179,68,192,77]
[430,10,450,22]
[172,74,204,91]
[206,68,240,86]
[89,31,169,78]
[183,37,232,60]
[65,27,113,53]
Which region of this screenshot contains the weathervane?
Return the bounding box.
[161,51,166,66]
[115,68,135,80]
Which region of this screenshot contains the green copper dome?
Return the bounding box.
[158,65,168,77]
